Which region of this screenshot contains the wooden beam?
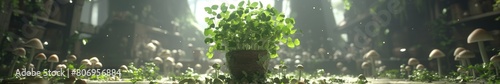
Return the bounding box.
[12,10,67,26]
[448,11,500,25]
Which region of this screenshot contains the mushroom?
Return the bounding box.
[336,62,343,68]
[47,54,59,70]
[61,60,68,64]
[318,48,326,59]
[416,64,425,70]
[94,62,103,68]
[457,50,476,76]
[89,57,99,68]
[296,64,304,81]
[405,65,411,76]
[153,57,163,64]
[467,28,494,63]
[120,65,128,71]
[408,58,420,66]
[161,49,172,57]
[361,61,370,76]
[56,64,67,70]
[453,47,467,67]
[35,53,46,70]
[10,48,26,76]
[490,55,500,75]
[23,38,44,67]
[363,50,380,77]
[28,63,35,70]
[429,49,445,76]
[67,55,77,63]
[175,62,183,73]
[194,64,202,73]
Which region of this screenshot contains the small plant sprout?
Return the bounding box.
[361,61,370,76]
[10,47,26,76]
[467,28,494,63]
[429,49,445,76]
[490,55,500,75]
[35,53,46,70]
[363,50,380,78]
[416,64,425,70]
[296,64,304,81]
[48,54,59,70]
[23,38,44,67]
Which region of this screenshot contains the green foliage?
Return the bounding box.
[343,0,351,10]
[203,0,300,59]
[409,69,441,82]
[463,62,499,82]
[495,0,500,20]
[122,62,161,84]
[378,69,403,79]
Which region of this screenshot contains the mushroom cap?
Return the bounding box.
[120,65,128,70]
[361,61,370,69]
[35,53,47,60]
[89,57,99,64]
[336,62,343,68]
[165,57,175,63]
[47,54,59,63]
[29,63,35,69]
[363,50,380,60]
[209,59,224,65]
[24,38,44,49]
[153,57,163,64]
[83,61,92,67]
[67,55,77,62]
[94,62,103,68]
[151,40,161,46]
[416,64,425,70]
[13,47,26,56]
[296,64,304,70]
[318,48,326,53]
[468,28,494,43]
[408,58,420,66]
[429,49,446,60]
[187,43,193,48]
[161,49,172,57]
[341,67,348,72]
[61,60,68,64]
[175,62,183,69]
[178,49,186,56]
[146,43,157,51]
[405,66,411,71]
[454,47,466,56]
[457,50,475,59]
[374,60,382,66]
[195,64,202,69]
[56,64,67,70]
[81,59,90,64]
[490,55,500,62]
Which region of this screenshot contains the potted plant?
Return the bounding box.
[203,0,300,82]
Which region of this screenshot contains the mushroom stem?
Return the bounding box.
[477,42,489,63]
[371,59,376,78]
[437,58,442,76]
[50,62,54,70]
[298,70,302,81]
[9,56,19,76]
[466,59,476,77]
[36,60,42,70]
[494,64,498,76]
[27,48,35,67]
